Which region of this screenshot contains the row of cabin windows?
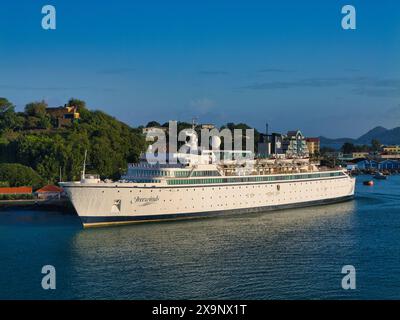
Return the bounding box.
[191,170,221,177]
[129,169,220,178]
[131,179,161,183]
[130,169,185,177]
[166,171,344,185]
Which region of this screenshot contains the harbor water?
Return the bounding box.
[1,175,399,299]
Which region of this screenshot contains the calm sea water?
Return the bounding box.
[1,175,400,300]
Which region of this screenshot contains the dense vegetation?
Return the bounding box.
[341,139,381,154]
[0,163,43,189]
[0,97,147,187]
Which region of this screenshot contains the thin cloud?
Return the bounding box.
[98,68,136,75]
[0,84,114,92]
[189,98,216,113]
[385,104,400,116]
[352,87,400,97]
[257,68,292,73]
[241,76,400,94]
[0,84,90,91]
[198,70,229,75]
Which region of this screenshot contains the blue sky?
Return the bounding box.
[0,0,399,137]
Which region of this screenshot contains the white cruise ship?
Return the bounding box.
[61,142,356,228]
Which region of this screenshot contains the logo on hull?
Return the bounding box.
[134,196,160,206]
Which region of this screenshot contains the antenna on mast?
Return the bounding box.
[81,149,87,181]
[192,117,198,130]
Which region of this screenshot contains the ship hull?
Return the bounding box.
[61,173,356,228]
[79,195,354,228]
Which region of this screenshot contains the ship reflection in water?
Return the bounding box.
[1,176,400,299]
[70,200,358,299]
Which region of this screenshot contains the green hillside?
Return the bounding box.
[0,97,147,187]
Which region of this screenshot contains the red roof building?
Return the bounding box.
[35,185,63,193]
[35,185,64,200]
[0,186,32,194]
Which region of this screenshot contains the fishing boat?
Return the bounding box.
[373,172,387,180]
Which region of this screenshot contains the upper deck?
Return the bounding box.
[120,153,348,186]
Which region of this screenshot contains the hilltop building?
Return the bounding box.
[46,105,80,128]
[142,126,167,135]
[142,126,168,142]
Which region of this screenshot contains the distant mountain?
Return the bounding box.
[319,126,400,149]
[319,136,355,150]
[357,126,389,144]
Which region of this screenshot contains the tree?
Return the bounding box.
[371,139,381,152]
[67,98,86,112]
[320,146,336,155]
[341,142,355,154]
[146,121,161,128]
[0,98,24,131]
[25,100,47,117]
[0,163,43,189]
[0,97,14,113]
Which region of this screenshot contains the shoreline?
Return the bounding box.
[0,198,75,213]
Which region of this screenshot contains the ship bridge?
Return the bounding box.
[122,162,222,183]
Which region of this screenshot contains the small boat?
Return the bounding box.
[373,172,387,180]
[363,180,374,186]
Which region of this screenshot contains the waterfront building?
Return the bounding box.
[35,185,64,200]
[305,137,320,156]
[325,151,343,158]
[282,130,309,158]
[352,152,370,159]
[257,142,271,158]
[379,154,400,160]
[270,133,285,157]
[383,145,400,154]
[378,160,400,170]
[346,163,358,171]
[339,152,369,161]
[257,133,271,158]
[0,186,32,195]
[356,160,380,170]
